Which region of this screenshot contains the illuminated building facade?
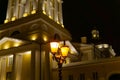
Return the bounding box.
[0,0,72,80]
[0,0,120,80]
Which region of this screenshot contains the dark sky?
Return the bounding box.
[0,0,120,55]
[62,0,113,40]
[62,0,120,55]
[0,0,8,23]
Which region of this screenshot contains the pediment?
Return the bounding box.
[0,37,28,50]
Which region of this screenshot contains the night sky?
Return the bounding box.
[0,0,120,55]
[0,0,8,23]
[62,0,120,55]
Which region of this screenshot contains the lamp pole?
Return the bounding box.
[50,40,69,80]
[58,62,62,80]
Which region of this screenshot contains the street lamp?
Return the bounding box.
[91,27,99,59]
[50,40,69,80]
[91,28,99,42]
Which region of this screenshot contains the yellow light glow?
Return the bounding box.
[23,12,28,17]
[93,34,96,38]
[57,21,60,24]
[103,44,109,48]
[65,58,71,64]
[97,45,102,48]
[50,42,59,53]
[4,19,9,23]
[30,34,38,41]
[9,55,13,58]
[31,10,36,14]
[70,50,74,54]
[11,16,16,21]
[43,11,46,14]
[25,51,31,54]
[43,35,48,42]
[61,46,69,57]
[97,44,109,49]
[62,25,64,28]
[13,42,21,47]
[3,43,10,49]
[49,16,52,19]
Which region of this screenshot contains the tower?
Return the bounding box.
[0,0,71,43]
[0,0,71,80]
[4,0,64,26]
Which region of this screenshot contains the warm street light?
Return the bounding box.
[91,27,99,59]
[91,27,99,42]
[50,40,69,80]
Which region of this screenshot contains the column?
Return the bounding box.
[39,0,46,14]
[43,43,51,80]
[0,57,7,80]
[47,0,51,16]
[14,0,19,19]
[4,0,12,23]
[35,50,40,80]
[24,0,30,14]
[13,54,22,80]
[10,0,17,21]
[54,0,58,22]
[20,0,27,17]
[44,47,51,80]
[45,0,49,15]
[18,4,24,18]
[30,0,38,14]
[59,0,63,25]
[33,0,37,10]
[31,50,36,80]
[50,0,54,19]
[41,44,51,80]
[38,0,44,12]
[12,54,16,80]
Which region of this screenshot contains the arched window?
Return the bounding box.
[109,74,120,80]
[11,31,20,36]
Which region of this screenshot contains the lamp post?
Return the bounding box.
[50,40,69,80]
[91,27,99,59]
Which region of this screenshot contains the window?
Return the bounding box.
[6,72,12,80]
[92,72,98,80]
[79,73,85,80]
[68,75,73,80]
